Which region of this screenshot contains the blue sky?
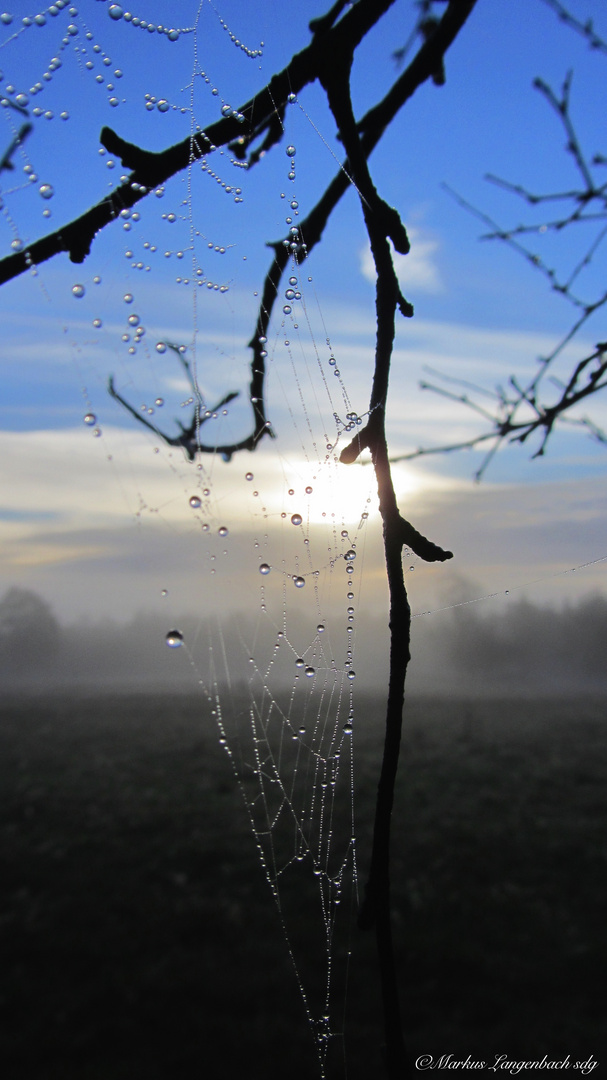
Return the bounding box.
[0,0,606,650]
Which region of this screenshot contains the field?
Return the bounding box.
[1,691,605,1078]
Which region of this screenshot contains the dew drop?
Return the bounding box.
[92,318,102,328]
[305,666,315,678]
[259,563,271,575]
[294,576,305,588]
[123,292,134,303]
[155,342,167,353]
[290,513,302,526]
[189,495,201,509]
[295,658,304,668]
[157,99,169,113]
[305,486,313,495]
[155,397,164,407]
[286,145,296,156]
[347,670,356,680]
[16,92,29,108]
[127,313,140,326]
[83,413,96,425]
[72,283,85,298]
[344,549,356,561]
[317,624,325,633]
[166,629,183,648]
[218,526,229,537]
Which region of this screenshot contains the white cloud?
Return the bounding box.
[360,227,443,293]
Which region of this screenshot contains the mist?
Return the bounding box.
[1,586,606,698]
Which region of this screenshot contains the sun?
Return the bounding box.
[275,457,425,527]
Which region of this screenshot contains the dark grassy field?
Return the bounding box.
[1,691,605,1079]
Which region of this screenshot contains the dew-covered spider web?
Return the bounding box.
[0,5,384,1074]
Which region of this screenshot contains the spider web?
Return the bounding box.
[0,4,380,1075]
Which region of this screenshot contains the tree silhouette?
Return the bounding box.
[0,587,60,673]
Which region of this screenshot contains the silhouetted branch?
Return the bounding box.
[108,0,477,466]
[415,63,607,475]
[0,121,33,175]
[393,342,607,480]
[538,0,607,54]
[317,8,471,1070]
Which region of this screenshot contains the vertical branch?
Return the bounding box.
[322,47,413,1080]
[322,30,453,1078]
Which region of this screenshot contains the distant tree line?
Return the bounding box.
[2,587,605,694]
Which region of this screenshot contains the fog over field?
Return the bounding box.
[1,585,606,697]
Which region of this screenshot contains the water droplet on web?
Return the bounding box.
[155,398,164,407]
[305,666,315,678]
[295,658,304,668]
[157,99,169,113]
[345,550,356,561]
[72,283,85,298]
[83,413,96,425]
[286,145,296,156]
[123,292,133,303]
[347,670,356,680]
[108,4,123,18]
[166,629,183,648]
[218,526,229,537]
[92,318,102,328]
[291,513,302,526]
[245,472,253,481]
[294,576,305,588]
[128,313,140,327]
[155,342,167,353]
[189,495,201,509]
